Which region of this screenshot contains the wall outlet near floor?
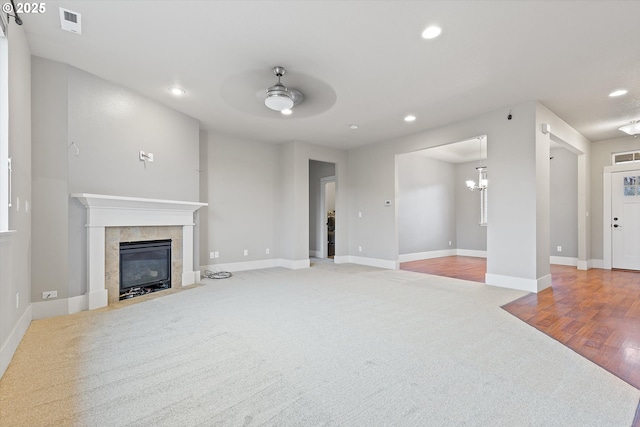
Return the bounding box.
[243,249,248,256]
[43,290,58,299]
[210,252,215,259]
[557,246,562,252]
[16,293,19,309]
[449,241,452,246]
[266,248,270,255]
[214,251,219,258]
[358,246,362,252]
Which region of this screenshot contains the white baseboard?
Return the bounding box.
[32,294,89,320]
[550,256,578,267]
[590,259,604,269]
[398,249,488,263]
[277,258,310,269]
[398,250,455,263]
[486,273,552,293]
[334,255,397,270]
[201,258,310,274]
[1,304,32,379]
[456,249,487,258]
[182,270,201,286]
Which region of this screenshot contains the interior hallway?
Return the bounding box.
[401,255,640,425]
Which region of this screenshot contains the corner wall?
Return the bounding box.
[397,153,456,255]
[1,23,31,378]
[349,100,587,291]
[31,57,200,316]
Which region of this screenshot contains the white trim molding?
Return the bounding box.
[335,255,397,270]
[486,273,552,293]
[398,249,486,263]
[0,305,31,378]
[398,249,455,263]
[32,294,89,320]
[201,258,310,273]
[72,193,207,310]
[550,256,578,267]
[456,249,487,258]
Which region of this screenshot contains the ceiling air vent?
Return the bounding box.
[59,8,81,34]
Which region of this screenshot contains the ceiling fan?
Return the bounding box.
[264,66,304,113]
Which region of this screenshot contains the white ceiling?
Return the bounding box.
[20,1,640,150]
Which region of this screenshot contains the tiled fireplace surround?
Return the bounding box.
[73,194,207,309]
[105,226,183,304]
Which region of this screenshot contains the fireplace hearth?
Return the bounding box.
[119,239,171,300]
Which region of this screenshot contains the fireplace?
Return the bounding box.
[119,239,172,300]
[72,193,207,310]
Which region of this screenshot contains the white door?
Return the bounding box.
[612,170,640,270]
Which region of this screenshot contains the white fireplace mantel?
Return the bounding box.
[72,193,207,309]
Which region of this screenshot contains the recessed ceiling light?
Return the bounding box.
[168,87,185,96]
[609,89,628,97]
[281,109,293,115]
[421,26,442,39]
[404,115,416,122]
[349,124,359,130]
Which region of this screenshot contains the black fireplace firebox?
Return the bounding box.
[119,239,171,300]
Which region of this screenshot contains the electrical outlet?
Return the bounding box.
[266,248,270,255]
[139,150,146,161]
[214,251,219,258]
[209,252,215,259]
[358,211,362,218]
[243,249,248,256]
[557,246,562,252]
[358,246,362,252]
[16,293,19,309]
[147,152,154,162]
[43,290,58,299]
[449,241,452,246]
[384,200,391,206]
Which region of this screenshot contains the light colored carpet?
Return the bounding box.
[1,263,638,426]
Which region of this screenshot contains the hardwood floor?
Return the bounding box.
[401,257,640,426]
[401,256,486,283]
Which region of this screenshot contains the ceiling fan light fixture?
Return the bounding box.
[265,66,302,112]
[265,89,294,111]
[619,120,640,136]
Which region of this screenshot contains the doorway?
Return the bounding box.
[611,170,640,270]
[322,178,336,258]
[309,160,336,260]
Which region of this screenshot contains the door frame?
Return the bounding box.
[319,176,336,259]
[603,163,640,269]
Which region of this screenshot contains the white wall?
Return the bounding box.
[1,23,31,378]
[200,131,279,266]
[550,147,578,258]
[279,141,348,264]
[397,154,455,255]
[456,161,487,251]
[348,101,585,291]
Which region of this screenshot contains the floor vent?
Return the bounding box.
[59,7,81,34]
